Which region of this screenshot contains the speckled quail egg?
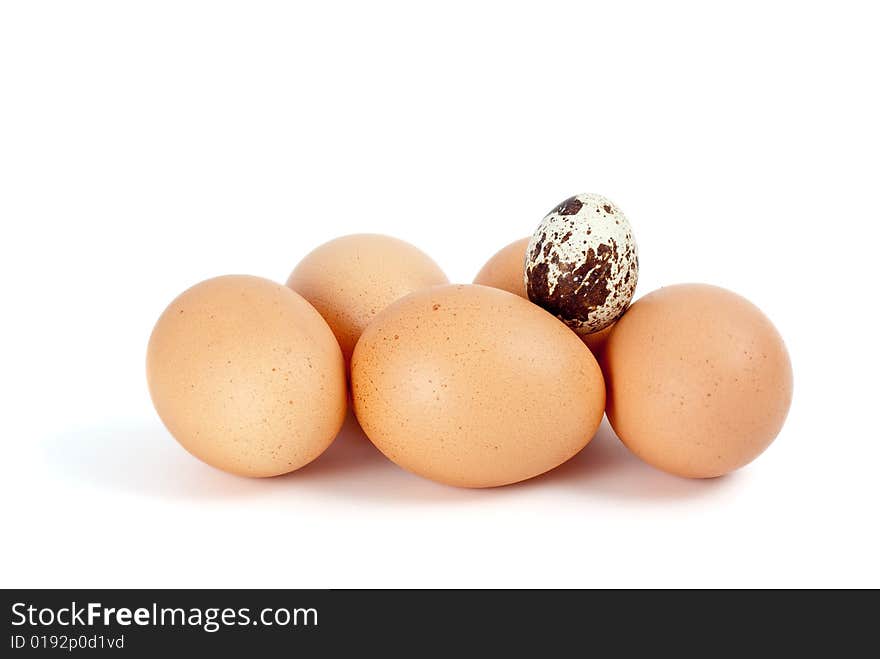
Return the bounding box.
[525,193,638,335]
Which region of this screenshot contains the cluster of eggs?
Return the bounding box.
[147,194,792,487]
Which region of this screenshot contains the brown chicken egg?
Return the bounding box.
[604,284,793,478]
[147,275,347,477]
[475,237,615,357]
[351,284,606,488]
[287,234,448,364]
[473,237,530,298]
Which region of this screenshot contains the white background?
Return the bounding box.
[2,1,877,588]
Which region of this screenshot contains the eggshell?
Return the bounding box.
[581,323,615,359]
[604,284,793,478]
[473,237,530,298]
[287,234,448,364]
[475,236,616,357]
[147,275,347,477]
[351,284,606,488]
[526,193,638,334]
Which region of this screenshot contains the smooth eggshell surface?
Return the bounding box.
[473,237,531,298]
[351,284,606,488]
[147,275,347,477]
[604,284,793,478]
[287,234,448,364]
